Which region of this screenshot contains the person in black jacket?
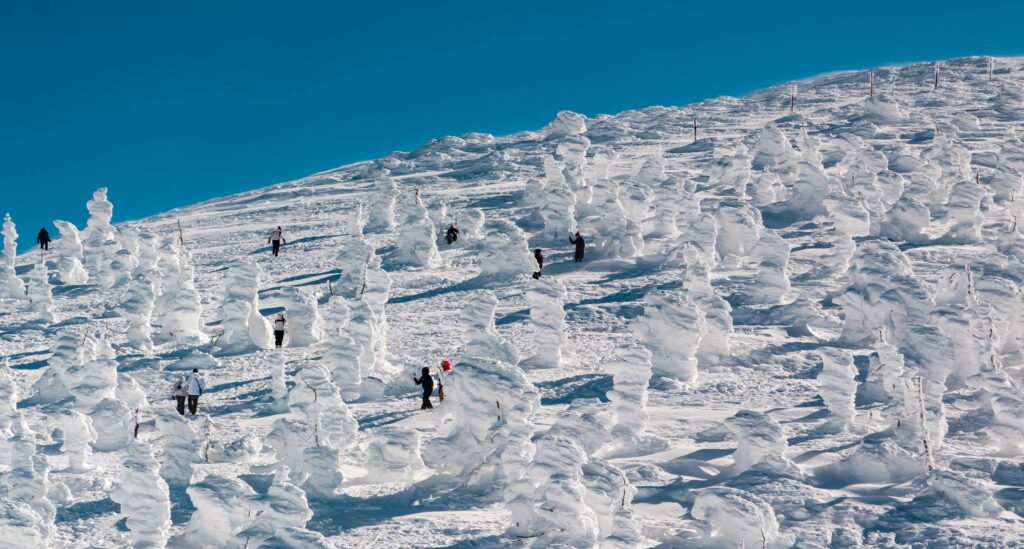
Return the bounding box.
[413,367,435,410]
[445,224,459,245]
[533,249,544,279]
[570,232,586,262]
[37,228,51,251]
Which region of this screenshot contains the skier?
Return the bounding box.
[413,366,435,410]
[445,224,459,245]
[37,228,51,251]
[268,226,286,257]
[185,368,206,416]
[273,313,286,348]
[171,375,188,416]
[533,248,544,279]
[570,231,586,262]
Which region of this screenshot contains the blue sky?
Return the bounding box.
[2,1,1021,238]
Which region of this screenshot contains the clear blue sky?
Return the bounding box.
[2,0,1021,238]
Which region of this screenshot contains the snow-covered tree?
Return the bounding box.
[184,474,257,546]
[154,408,199,487]
[270,286,323,347]
[460,291,519,365]
[122,272,156,352]
[723,409,793,475]
[82,188,120,279]
[745,229,791,305]
[364,426,426,482]
[216,259,272,354]
[52,220,88,285]
[683,250,733,367]
[635,290,706,385]
[506,436,599,547]
[234,467,315,548]
[59,411,97,472]
[691,487,779,547]
[1,418,57,542]
[520,277,566,369]
[0,213,26,300]
[67,334,117,410]
[431,355,538,496]
[471,220,534,284]
[537,156,577,243]
[605,341,654,449]
[153,238,204,344]
[30,330,88,405]
[817,348,858,429]
[25,262,54,324]
[388,188,441,268]
[365,172,398,232]
[112,441,171,548]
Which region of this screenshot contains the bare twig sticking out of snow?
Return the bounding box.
[915,377,935,472]
[177,219,186,249]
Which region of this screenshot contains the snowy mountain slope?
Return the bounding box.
[3,56,1024,547]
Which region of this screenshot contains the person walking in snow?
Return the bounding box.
[185,368,206,416]
[37,228,51,251]
[445,224,459,245]
[273,313,286,348]
[533,248,544,279]
[438,359,452,401]
[570,231,586,262]
[268,226,286,257]
[413,367,435,410]
[171,375,188,415]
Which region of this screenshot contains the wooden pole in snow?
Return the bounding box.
[692,119,697,142]
[789,93,794,113]
[989,57,994,81]
[934,64,939,91]
[869,71,874,99]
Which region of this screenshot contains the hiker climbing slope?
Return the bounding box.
[37,228,51,251]
[445,224,459,245]
[268,226,286,257]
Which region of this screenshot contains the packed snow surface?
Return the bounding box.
[4,56,1024,547]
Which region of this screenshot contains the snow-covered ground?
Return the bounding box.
[4,56,1024,547]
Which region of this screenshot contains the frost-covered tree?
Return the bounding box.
[67,334,117,410]
[112,441,171,548]
[122,272,156,352]
[365,172,398,232]
[333,203,375,300]
[944,180,988,243]
[460,291,519,365]
[1,418,57,542]
[59,411,97,472]
[471,220,534,284]
[25,262,54,324]
[723,409,794,475]
[389,188,441,268]
[363,426,426,482]
[745,229,791,305]
[605,342,654,449]
[153,238,204,344]
[30,330,89,405]
[537,156,578,244]
[270,286,323,347]
[184,474,257,546]
[154,408,199,487]
[635,290,706,385]
[506,436,600,547]
[817,348,858,429]
[52,220,88,285]
[520,278,566,369]
[234,467,315,548]
[82,188,120,279]
[216,259,272,354]
[713,199,762,260]
[691,487,779,547]
[90,397,134,452]
[0,213,26,300]
[267,352,291,414]
[288,361,358,451]
[704,144,752,197]
[682,250,733,367]
[431,355,538,496]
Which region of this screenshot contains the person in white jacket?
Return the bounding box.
[186,368,207,416]
[268,226,286,257]
[171,375,188,415]
[273,312,287,348]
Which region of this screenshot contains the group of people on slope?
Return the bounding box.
[171,368,207,416]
